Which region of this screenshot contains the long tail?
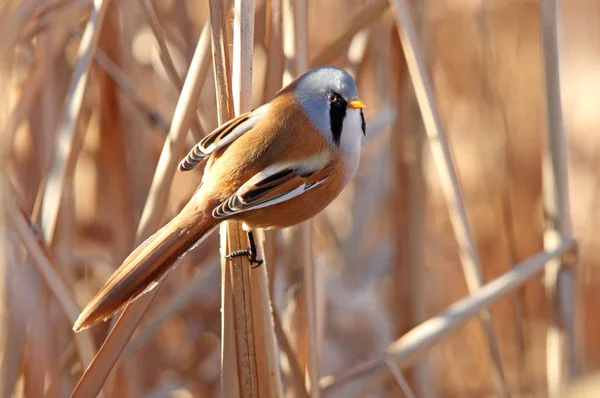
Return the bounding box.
[73,200,218,332]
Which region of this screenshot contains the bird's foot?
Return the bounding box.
[225,248,264,268]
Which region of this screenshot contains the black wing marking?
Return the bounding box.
[178,103,270,172]
[212,167,327,218]
[178,112,251,172]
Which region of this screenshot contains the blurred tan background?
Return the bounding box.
[1,0,600,397]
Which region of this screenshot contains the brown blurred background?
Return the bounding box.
[1,0,600,397]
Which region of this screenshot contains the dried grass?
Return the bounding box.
[0,0,594,397]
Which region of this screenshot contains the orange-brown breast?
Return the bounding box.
[196,90,348,229]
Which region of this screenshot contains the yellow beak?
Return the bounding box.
[348,98,366,109]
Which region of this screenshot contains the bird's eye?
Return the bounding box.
[328,93,338,103]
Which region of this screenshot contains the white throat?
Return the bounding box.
[339,109,364,183]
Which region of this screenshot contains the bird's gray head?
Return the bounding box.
[291,66,366,147]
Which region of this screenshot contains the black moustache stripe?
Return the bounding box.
[329,93,347,145]
[360,109,366,136]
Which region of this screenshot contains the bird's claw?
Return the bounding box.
[225,248,263,268]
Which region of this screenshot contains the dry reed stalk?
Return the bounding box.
[39,0,111,244]
[248,231,284,397]
[281,1,322,396]
[387,0,509,396]
[207,2,239,396]
[139,0,206,143]
[32,17,61,398]
[7,107,91,398]
[0,261,9,397]
[281,0,296,85]
[5,200,97,370]
[20,0,91,42]
[232,3,284,384]
[302,220,321,398]
[11,206,44,398]
[292,0,307,74]
[309,0,388,68]
[0,21,21,397]
[475,5,530,391]
[390,8,434,397]
[14,229,44,391]
[384,359,417,398]
[319,239,576,394]
[273,307,310,398]
[206,1,241,396]
[295,2,320,396]
[36,0,58,198]
[0,261,28,398]
[70,14,214,398]
[0,19,34,398]
[220,226,242,397]
[265,232,277,301]
[92,46,172,134]
[538,0,579,396]
[345,26,369,79]
[390,20,424,398]
[213,0,283,395]
[66,20,173,134]
[122,259,219,360]
[96,1,134,294]
[96,6,135,394]
[6,1,109,396]
[34,0,88,16]
[262,0,284,102]
[5,27,70,148]
[0,0,37,58]
[138,0,181,89]
[223,221,260,396]
[232,0,255,115]
[21,254,51,395]
[0,6,23,397]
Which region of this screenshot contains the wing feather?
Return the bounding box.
[178,104,270,172]
[212,165,329,218]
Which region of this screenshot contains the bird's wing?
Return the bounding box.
[212,161,330,218]
[178,103,271,172]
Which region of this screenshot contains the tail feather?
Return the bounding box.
[73,203,217,332]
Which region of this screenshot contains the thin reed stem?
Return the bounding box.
[309,0,388,68]
[39,0,111,245]
[139,0,206,142]
[539,0,579,395]
[70,15,214,398]
[320,240,576,393]
[388,0,509,395]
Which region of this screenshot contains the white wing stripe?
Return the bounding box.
[242,151,331,188]
[229,178,327,214]
[203,103,272,154]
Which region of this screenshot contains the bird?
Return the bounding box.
[73,65,366,332]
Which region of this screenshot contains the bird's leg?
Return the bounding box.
[225,229,263,268]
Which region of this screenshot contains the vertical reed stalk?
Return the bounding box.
[233,1,283,390]
[390,18,432,398]
[282,1,321,396]
[262,0,284,102]
[213,0,283,396]
[539,0,579,396]
[207,1,239,396]
[388,0,509,395]
[70,12,214,398]
[0,41,18,396]
[139,0,206,142]
[39,0,111,245]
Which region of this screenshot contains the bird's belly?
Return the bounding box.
[233,176,344,230]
